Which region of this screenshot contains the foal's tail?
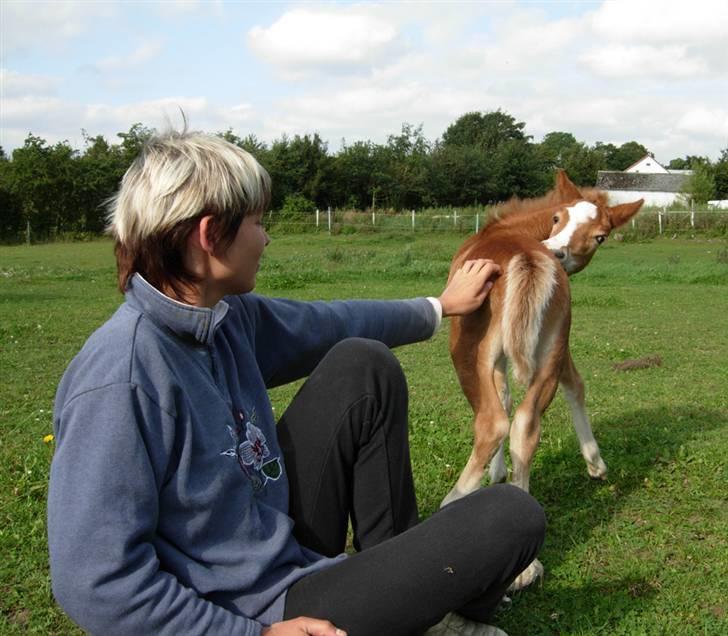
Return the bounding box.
[501,251,559,384]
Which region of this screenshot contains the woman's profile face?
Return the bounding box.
[212,212,270,297]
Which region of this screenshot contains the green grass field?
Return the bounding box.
[1,233,726,635]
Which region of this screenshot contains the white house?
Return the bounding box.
[624,155,669,174]
[596,155,692,206]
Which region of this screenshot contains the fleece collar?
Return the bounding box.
[125,274,229,346]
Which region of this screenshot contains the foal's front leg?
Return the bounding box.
[560,350,607,479]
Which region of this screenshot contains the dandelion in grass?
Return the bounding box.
[43,434,54,443]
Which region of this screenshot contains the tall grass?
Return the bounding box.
[1,234,726,634]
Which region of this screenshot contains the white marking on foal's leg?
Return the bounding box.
[489,443,508,484]
[509,410,533,492]
[509,558,544,592]
[440,448,486,507]
[489,363,510,484]
[563,386,608,479]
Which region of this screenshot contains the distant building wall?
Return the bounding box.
[596,170,689,207]
[625,156,669,174]
[605,190,686,207]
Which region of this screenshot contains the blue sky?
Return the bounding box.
[2,0,727,163]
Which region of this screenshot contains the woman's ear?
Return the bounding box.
[191,215,216,255]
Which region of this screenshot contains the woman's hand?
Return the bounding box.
[438,258,501,317]
[261,616,346,636]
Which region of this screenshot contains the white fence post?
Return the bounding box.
[372,209,376,226]
[658,208,663,235]
[475,212,479,233]
[316,209,319,228]
[453,209,458,228]
[691,200,695,228]
[327,207,332,234]
[411,209,415,231]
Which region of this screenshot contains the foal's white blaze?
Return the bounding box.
[542,201,597,250]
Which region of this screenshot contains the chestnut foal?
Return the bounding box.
[442,172,643,588]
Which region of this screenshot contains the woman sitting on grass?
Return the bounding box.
[48,126,545,636]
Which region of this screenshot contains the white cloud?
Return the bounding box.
[459,9,581,74]
[1,1,726,164]
[0,69,59,98]
[92,41,164,73]
[676,107,728,138]
[589,0,728,43]
[153,0,223,16]
[585,0,728,77]
[0,94,259,152]
[1,0,117,53]
[581,44,709,78]
[247,8,400,75]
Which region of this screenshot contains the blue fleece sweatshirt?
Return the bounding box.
[48,274,439,636]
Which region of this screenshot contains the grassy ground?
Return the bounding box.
[1,233,726,634]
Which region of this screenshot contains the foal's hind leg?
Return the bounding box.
[488,357,511,484]
[560,350,607,480]
[509,367,560,494]
[441,369,510,508]
[506,364,560,591]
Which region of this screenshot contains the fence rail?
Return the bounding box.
[268,207,728,237]
[7,207,728,245]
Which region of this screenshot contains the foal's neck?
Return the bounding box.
[497,206,557,241]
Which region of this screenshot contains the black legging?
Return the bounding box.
[277,338,545,636]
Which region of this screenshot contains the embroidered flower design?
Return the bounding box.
[238,422,270,471]
[221,407,282,491]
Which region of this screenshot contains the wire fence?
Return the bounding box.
[8,206,728,245]
[267,207,728,238]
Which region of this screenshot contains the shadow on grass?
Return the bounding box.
[532,404,723,541]
[500,576,661,635]
[496,404,725,635]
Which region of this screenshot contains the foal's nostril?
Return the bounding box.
[554,250,565,260]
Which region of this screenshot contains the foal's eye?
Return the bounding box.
[553,216,559,224]
[595,235,606,245]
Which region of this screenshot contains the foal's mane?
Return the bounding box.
[483,186,607,231]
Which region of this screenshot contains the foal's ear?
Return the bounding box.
[608,199,644,228]
[555,170,582,202]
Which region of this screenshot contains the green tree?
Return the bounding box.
[560,143,606,186]
[668,155,710,171]
[330,140,383,209]
[76,133,127,233]
[266,133,331,210]
[713,145,728,199]
[382,123,432,209]
[10,135,81,238]
[490,140,550,201]
[441,110,529,151]
[607,141,649,170]
[117,123,155,165]
[217,129,269,163]
[540,132,579,167]
[429,143,492,206]
[0,147,24,240]
[682,163,716,204]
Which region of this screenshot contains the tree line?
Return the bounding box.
[1,109,727,242]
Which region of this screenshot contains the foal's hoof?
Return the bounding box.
[508,558,544,592]
[587,458,608,480]
[440,486,470,508]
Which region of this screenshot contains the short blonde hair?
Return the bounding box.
[106,128,271,297]
[107,129,270,244]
